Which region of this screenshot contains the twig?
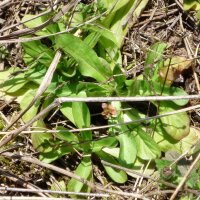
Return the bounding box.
[0,0,12,8]
[0,101,200,148]
[0,197,76,200]
[0,186,109,198]
[169,153,200,200]
[1,152,149,200]
[57,95,200,102]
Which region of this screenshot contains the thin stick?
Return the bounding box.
[0,102,200,148]
[1,152,149,200]
[57,95,200,102]
[169,153,200,200]
[0,197,76,200]
[0,186,109,198]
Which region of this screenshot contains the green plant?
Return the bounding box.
[0,0,199,195]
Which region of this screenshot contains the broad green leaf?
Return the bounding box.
[22,40,54,66]
[77,82,109,96]
[60,102,76,126]
[55,34,111,82]
[23,14,59,36]
[84,32,102,48]
[134,128,161,160]
[175,127,200,153]
[56,126,79,144]
[72,102,92,151]
[127,158,155,178]
[153,123,179,152]
[33,122,73,163]
[31,120,53,153]
[103,147,120,158]
[67,157,92,193]
[97,151,127,183]
[117,133,137,167]
[40,145,73,164]
[159,102,190,140]
[144,42,167,78]
[92,137,118,152]
[1,70,28,94]
[184,0,200,11]
[86,25,119,47]
[72,102,90,128]
[19,89,39,122]
[145,42,167,67]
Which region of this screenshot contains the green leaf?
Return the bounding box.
[159,102,190,140]
[72,102,90,128]
[153,123,179,152]
[23,14,59,36]
[134,128,161,160]
[60,102,76,126]
[1,72,28,94]
[40,145,73,164]
[117,133,137,167]
[31,120,53,153]
[92,137,118,152]
[55,34,111,82]
[67,157,92,194]
[175,127,200,153]
[184,0,200,11]
[19,89,39,122]
[56,126,79,144]
[144,42,167,78]
[22,40,54,66]
[97,150,127,183]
